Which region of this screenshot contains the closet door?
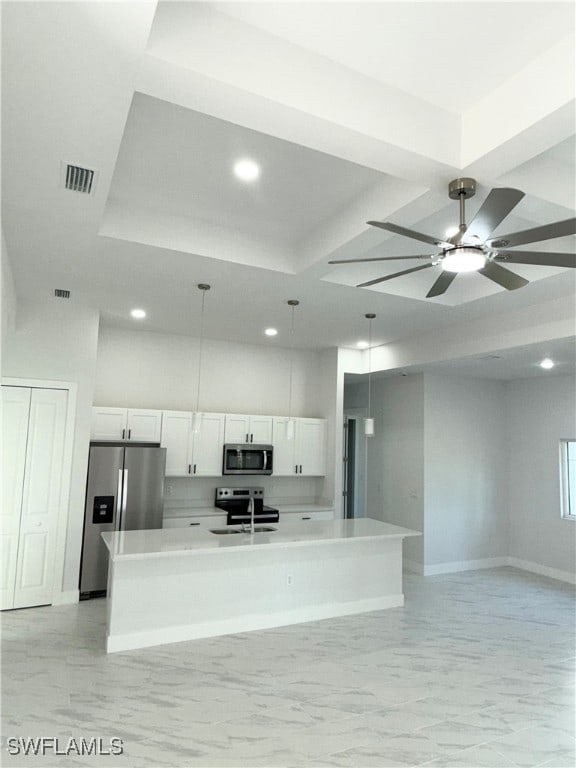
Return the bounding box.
[1,387,32,610]
[13,388,68,609]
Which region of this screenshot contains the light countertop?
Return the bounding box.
[102,518,420,562]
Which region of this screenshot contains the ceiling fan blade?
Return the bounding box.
[495,250,576,269]
[478,261,529,291]
[486,218,576,248]
[329,254,431,265]
[368,221,450,249]
[357,263,433,288]
[426,271,457,298]
[458,188,525,243]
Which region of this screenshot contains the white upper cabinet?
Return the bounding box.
[191,413,225,476]
[272,417,326,476]
[161,412,225,477]
[295,418,326,476]
[161,411,193,476]
[126,409,162,442]
[91,407,127,441]
[91,407,162,442]
[224,414,273,444]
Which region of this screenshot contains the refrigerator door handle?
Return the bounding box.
[116,469,124,530]
[118,469,128,530]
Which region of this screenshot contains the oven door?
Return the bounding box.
[222,444,273,475]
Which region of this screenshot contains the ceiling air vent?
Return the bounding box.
[64,164,95,194]
[54,289,71,299]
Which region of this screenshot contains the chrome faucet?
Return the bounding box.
[241,497,256,534]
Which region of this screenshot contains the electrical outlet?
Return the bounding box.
[166,484,174,496]
[286,574,293,587]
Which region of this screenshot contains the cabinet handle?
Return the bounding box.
[250,433,254,443]
[299,465,303,474]
[193,464,197,474]
[302,516,311,520]
[295,465,298,474]
[128,429,131,440]
[189,522,200,526]
[188,464,191,474]
[245,433,249,443]
[122,428,125,439]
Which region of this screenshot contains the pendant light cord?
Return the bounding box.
[195,285,209,414]
[288,304,295,419]
[367,317,372,418]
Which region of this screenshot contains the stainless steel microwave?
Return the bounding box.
[222,444,273,475]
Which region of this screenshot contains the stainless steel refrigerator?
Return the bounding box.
[79,444,166,596]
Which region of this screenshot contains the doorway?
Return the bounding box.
[343,409,366,518]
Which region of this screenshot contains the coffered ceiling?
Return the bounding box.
[2,1,575,350]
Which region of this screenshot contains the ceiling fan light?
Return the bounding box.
[442,248,487,273]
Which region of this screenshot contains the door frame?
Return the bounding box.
[2,377,77,606]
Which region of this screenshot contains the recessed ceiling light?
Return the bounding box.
[264,328,278,337]
[131,308,146,319]
[540,358,555,370]
[357,341,369,349]
[234,158,260,182]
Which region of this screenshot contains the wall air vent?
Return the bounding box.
[64,164,95,194]
[54,289,71,299]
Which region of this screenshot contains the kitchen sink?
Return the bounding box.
[209,529,242,535]
[209,527,277,535]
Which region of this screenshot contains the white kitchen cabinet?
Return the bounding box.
[224,414,273,444]
[289,510,334,521]
[272,417,326,476]
[91,407,162,442]
[161,412,225,477]
[1,386,68,610]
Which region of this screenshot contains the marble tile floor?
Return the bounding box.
[1,567,574,768]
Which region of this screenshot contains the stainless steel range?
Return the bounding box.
[215,487,279,526]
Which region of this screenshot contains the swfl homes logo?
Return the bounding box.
[5,737,124,756]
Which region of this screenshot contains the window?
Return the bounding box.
[560,440,576,520]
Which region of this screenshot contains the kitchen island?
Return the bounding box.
[102,518,420,653]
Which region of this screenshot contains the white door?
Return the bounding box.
[224,414,250,444]
[13,388,68,609]
[91,407,127,440]
[192,413,225,476]
[161,412,192,476]
[127,409,162,442]
[1,387,32,610]
[296,419,326,476]
[272,417,297,476]
[249,415,273,444]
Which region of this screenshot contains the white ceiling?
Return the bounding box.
[213,1,574,113]
[2,1,575,352]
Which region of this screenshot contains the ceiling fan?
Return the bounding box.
[329,178,576,298]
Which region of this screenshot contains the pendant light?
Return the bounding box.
[364,313,376,437]
[191,283,210,434]
[286,299,299,440]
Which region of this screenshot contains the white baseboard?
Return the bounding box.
[507,557,576,585]
[52,590,79,605]
[423,557,508,576]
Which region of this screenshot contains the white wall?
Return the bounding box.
[507,375,576,577]
[2,299,100,595]
[423,375,508,567]
[1,230,17,370]
[95,326,322,416]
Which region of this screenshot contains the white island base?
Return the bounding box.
[102,518,420,653]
